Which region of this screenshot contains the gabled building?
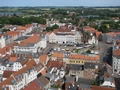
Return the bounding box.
[48,27,82,44]
[36,75,50,89]
[84,62,108,79]
[103,32,120,43]
[14,34,47,54]
[83,26,102,42]
[112,40,120,74]
[0,35,5,48]
[0,59,45,90]
[65,54,100,65]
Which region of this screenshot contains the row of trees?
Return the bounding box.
[0,16,46,26]
[92,21,120,33]
[44,24,59,32]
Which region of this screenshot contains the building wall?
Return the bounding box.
[45,83,50,89]
[14,40,41,54]
[112,56,120,74]
[88,36,96,45]
[5,69,37,90]
[0,36,5,48]
[69,70,83,78]
[12,62,22,71]
[40,39,47,49]
[56,35,66,44]
[66,35,75,43]
[63,58,69,64]
[0,66,6,74]
[68,59,99,65]
[68,59,84,65]
[75,32,81,44]
[49,33,56,43]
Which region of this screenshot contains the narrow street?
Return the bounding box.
[98,41,113,63]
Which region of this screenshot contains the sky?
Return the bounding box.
[0,0,120,7]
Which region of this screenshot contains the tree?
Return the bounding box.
[0,24,4,28]
[94,80,98,86]
[93,25,98,30]
[98,24,108,33]
[51,24,59,30]
[2,29,10,32]
[87,50,91,54]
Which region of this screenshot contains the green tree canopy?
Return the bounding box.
[87,50,91,54]
[98,24,108,33]
[51,24,59,30]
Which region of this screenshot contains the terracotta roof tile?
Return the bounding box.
[23,80,41,90]
[13,60,36,77]
[83,26,95,31]
[46,61,66,69]
[41,69,47,76]
[9,56,17,62]
[60,26,68,30]
[34,62,44,72]
[92,86,116,90]
[17,34,40,47]
[17,26,27,30]
[25,24,33,28]
[0,77,14,87]
[0,59,39,88]
[2,70,16,78]
[69,54,84,59]
[39,54,48,63]
[20,59,29,66]
[69,54,99,61]
[51,52,64,59]
[7,31,20,36]
[25,59,36,67]
[0,46,12,57]
[113,50,120,56]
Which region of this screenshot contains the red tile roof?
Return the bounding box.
[46,61,66,69]
[25,24,33,28]
[113,50,120,56]
[17,26,26,30]
[51,52,64,60]
[9,56,17,62]
[17,34,40,47]
[39,54,48,63]
[92,86,116,90]
[7,31,20,37]
[0,59,44,89]
[41,69,47,76]
[0,46,12,57]
[2,70,16,78]
[69,54,99,61]
[60,26,68,30]
[83,26,95,31]
[23,80,41,90]
[83,26,102,38]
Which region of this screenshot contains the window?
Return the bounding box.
[116,66,118,69]
[81,61,83,63]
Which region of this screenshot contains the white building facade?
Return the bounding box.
[48,31,82,44]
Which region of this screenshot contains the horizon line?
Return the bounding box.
[0,6,120,8]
